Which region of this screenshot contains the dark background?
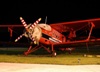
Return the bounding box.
[0,1,100,24]
[0,0,100,42]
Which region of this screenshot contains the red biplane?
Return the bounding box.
[0,17,100,56]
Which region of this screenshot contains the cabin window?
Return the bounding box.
[42,33,50,39]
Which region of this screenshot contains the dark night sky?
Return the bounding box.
[0,0,100,24]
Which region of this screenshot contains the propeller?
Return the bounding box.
[15,33,25,42]
[20,17,29,32]
[15,17,42,43]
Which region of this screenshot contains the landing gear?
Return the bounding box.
[51,51,57,57]
[51,44,57,57]
[24,44,51,56]
[24,43,57,57]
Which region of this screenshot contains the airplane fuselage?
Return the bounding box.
[39,26,66,45]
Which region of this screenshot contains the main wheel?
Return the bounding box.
[51,51,57,57]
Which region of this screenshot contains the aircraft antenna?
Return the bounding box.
[45,16,47,24]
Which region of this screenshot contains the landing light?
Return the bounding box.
[34,41,37,44]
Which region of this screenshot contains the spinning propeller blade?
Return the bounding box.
[15,33,24,42]
[30,18,41,29]
[20,17,29,32]
[15,17,42,44]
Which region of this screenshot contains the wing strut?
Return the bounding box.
[85,22,95,53]
[86,22,95,41]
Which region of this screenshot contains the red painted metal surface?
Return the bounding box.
[39,27,66,45]
[50,18,100,33]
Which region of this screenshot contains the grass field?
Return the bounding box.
[0,46,100,65]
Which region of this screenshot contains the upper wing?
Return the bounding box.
[0,24,24,33]
[50,18,100,33]
[50,18,100,48]
[0,24,23,27]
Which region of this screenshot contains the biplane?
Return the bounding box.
[0,17,100,56]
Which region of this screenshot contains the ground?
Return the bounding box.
[0,63,100,72]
